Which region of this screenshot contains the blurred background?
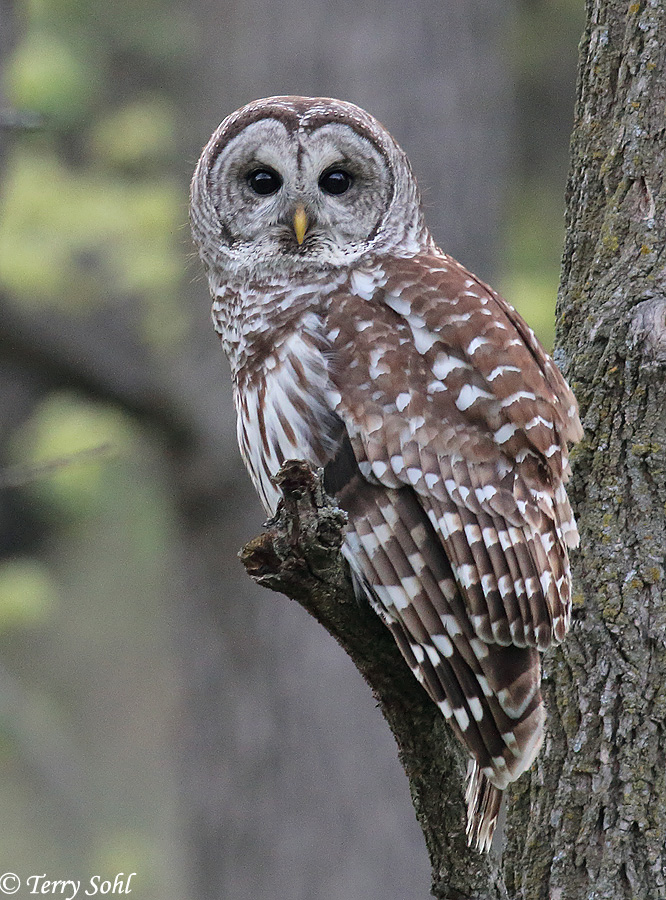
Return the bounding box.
[0,1,583,898]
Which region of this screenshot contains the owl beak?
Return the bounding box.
[292,205,308,245]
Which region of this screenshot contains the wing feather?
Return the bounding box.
[320,250,581,847]
[329,440,546,786]
[327,255,581,653]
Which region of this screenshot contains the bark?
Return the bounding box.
[240,3,666,898]
[504,2,666,898]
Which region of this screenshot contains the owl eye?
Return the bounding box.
[247,168,283,196]
[319,168,354,195]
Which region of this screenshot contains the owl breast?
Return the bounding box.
[231,312,344,515]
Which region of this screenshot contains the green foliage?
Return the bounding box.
[0,559,56,628]
[0,149,184,335]
[8,393,134,517]
[0,3,192,883]
[1,0,190,347]
[88,96,178,172]
[21,0,197,65]
[5,30,101,126]
[501,272,558,350]
[91,831,159,899]
[499,0,584,348]
[500,180,568,350]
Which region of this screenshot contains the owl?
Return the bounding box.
[190,96,582,852]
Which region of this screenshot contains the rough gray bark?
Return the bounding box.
[504,2,666,898]
[240,3,666,898]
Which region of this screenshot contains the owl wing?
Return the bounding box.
[324,252,581,848]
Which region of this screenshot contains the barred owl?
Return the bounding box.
[190,96,582,851]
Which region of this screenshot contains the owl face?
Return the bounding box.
[191,96,428,280]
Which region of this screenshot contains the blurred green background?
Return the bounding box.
[0,2,583,898]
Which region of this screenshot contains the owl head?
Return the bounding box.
[190,96,430,282]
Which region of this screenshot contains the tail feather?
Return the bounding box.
[465,762,503,853]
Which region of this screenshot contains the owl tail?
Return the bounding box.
[465,762,503,853]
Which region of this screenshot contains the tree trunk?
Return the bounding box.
[504,2,666,897]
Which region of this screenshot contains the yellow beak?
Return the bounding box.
[292,205,308,245]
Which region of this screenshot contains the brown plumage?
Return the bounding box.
[190,95,582,851]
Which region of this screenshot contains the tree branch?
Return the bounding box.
[240,460,507,900]
[0,297,193,448]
